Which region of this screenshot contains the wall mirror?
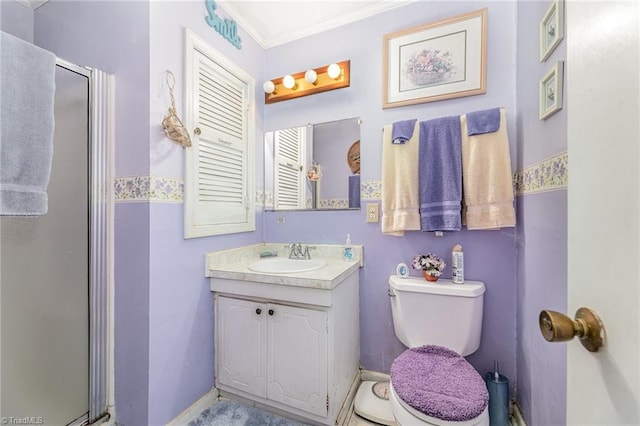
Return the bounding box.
[264,117,361,211]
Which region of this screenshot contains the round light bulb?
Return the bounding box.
[327,63,341,79]
[263,80,275,94]
[282,75,296,89]
[305,69,318,84]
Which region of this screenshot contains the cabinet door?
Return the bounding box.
[267,304,328,417]
[216,296,267,397]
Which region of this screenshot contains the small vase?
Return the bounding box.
[422,271,439,282]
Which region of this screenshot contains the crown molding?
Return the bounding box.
[219,1,416,49]
[15,0,49,10]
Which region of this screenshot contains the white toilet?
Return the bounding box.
[386,275,490,426]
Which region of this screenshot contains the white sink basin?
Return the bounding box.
[248,258,327,274]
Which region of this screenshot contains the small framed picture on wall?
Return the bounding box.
[539,61,564,120]
[540,0,564,62]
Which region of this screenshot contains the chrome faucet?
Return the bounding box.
[288,243,302,259]
[287,243,315,259]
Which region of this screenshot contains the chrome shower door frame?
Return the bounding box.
[57,58,113,426]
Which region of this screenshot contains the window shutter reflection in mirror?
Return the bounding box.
[274,127,306,210]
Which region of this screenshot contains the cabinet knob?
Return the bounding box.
[268,309,274,316]
[255,308,262,315]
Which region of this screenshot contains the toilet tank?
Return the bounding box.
[389,275,485,356]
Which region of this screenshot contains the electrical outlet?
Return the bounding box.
[366,203,379,223]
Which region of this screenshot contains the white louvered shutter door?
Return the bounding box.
[185,35,255,237]
[274,127,305,210]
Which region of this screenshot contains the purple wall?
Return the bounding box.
[33,1,266,423]
[148,205,263,424]
[515,2,567,425]
[313,119,360,201]
[15,0,569,423]
[32,1,266,423]
[515,194,566,425]
[35,0,152,177]
[1,1,33,42]
[265,210,518,375]
[34,2,152,425]
[2,0,150,421]
[147,2,265,424]
[114,203,151,426]
[264,1,519,391]
[148,1,265,179]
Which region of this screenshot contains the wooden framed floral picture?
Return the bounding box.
[382,8,487,108]
[540,0,564,62]
[539,61,564,120]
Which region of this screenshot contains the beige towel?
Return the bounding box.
[460,108,516,229]
[381,122,421,235]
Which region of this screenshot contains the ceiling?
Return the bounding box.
[17,0,414,49]
[218,0,414,48]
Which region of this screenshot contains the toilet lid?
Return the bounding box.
[390,345,489,422]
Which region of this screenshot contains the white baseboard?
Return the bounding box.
[336,371,362,426]
[359,369,390,383]
[166,388,219,426]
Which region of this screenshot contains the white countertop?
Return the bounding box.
[205,243,363,290]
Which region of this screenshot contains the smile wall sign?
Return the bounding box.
[205,0,242,50]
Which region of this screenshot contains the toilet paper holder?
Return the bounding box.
[539,307,604,352]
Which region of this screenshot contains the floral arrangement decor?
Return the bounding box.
[412,253,446,281]
[404,49,454,86]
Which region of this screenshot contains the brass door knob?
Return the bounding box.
[539,308,605,352]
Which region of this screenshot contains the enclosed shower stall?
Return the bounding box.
[1,38,112,426]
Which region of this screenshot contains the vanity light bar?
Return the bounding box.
[263,60,350,104]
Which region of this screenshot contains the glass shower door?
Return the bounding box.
[1,65,90,425]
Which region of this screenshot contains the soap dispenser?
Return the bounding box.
[343,234,354,261]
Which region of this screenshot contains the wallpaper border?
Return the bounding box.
[114,176,184,203]
[114,153,566,203]
[513,151,568,196]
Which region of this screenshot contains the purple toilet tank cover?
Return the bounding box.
[390,345,489,422]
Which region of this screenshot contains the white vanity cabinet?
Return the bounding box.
[207,246,361,426]
[215,296,328,417]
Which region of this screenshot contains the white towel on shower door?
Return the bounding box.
[0,31,56,216]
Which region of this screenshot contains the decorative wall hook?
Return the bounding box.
[162,70,192,148]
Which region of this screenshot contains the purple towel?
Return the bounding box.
[391,119,417,144]
[391,345,489,422]
[348,175,360,208]
[419,116,462,231]
[466,107,501,136]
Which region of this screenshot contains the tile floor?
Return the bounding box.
[189,399,521,426]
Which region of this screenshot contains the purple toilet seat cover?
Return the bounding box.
[390,345,489,422]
